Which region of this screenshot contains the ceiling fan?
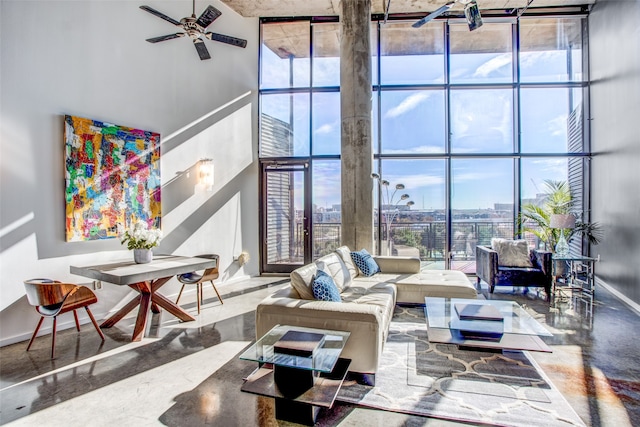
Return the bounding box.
[140,1,247,60]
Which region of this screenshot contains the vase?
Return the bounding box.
[134,249,153,264]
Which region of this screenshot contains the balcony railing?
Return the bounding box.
[295,220,518,262]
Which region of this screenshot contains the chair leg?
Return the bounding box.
[51,316,57,359]
[210,281,223,304]
[73,310,81,331]
[85,306,106,341]
[26,316,45,352]
[197,283,202,314]
[176,284,186,304]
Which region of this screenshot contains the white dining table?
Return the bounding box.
[70,255,215,341]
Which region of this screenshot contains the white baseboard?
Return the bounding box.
[596,276,640,315]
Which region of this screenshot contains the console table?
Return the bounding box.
[239,325,351,425]
[552,254,597,315]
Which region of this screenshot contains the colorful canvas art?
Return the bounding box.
[64,115,161,242]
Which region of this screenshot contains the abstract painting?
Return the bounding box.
[64,115,161,242]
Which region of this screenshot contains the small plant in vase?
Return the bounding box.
[120,220,163,264]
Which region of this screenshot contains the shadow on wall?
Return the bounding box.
[0,92,254,260]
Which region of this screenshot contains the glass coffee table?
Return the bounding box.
[239,325,351,425]
[424,297,553,352]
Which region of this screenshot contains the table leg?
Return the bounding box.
[100,296,141,328]
[152,292,196,322]
[132,282,153,342]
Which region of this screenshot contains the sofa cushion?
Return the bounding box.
[491,238,533,268]
[316,252,352,293]
[335,246,358,280]
[291,252,352,300]
[351,249,380,276]
[312,270,342,302]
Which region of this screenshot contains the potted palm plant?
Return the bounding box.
[518,180,602,252]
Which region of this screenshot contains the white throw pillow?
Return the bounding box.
[491,238,533,268]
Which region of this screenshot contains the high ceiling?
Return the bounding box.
[220,0,595,18]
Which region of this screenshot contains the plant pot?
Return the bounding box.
[134,249,153,264]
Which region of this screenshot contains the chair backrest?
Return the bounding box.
[195,254,219,281]
[24,279,77,308]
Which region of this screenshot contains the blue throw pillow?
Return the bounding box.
[312,270,342,302]
[350,249,380,277]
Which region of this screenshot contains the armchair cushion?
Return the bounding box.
[491,238,533,268]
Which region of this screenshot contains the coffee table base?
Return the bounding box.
[428,328,552,352]
[275,398,322,425]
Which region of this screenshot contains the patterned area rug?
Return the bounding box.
[336,306,586,427]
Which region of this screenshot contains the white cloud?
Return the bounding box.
[314,123,335,134]
[384,92,432,118]
[473,53,511,78]
[520,50,563,70]
[547,114,568,137]
[383,145,443,154]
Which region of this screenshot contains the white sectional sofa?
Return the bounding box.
[255,246,477,381]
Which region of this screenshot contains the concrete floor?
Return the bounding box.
[0,276,638,427]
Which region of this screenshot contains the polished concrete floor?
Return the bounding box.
[1,276,639,427]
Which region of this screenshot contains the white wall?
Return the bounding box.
[0,0,259,345]
[589,0,640,304]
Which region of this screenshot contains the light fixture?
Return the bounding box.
[549,214,575,257]
[198,158,214,191]
[464,0,483,31]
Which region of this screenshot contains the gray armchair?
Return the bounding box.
[475,245,552,298]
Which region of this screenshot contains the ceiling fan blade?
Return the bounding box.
[146,33,185,43]
[140,5,181,26]
[412,1,455,28]
[205,32,247,48]
[196,5,222,28]
[193,39,211,60]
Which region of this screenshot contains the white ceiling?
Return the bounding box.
[219,0,595,18]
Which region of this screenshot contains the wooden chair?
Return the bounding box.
[175,254,222,314]
[24,279,105,358]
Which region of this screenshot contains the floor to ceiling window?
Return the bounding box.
[259,13,589,273]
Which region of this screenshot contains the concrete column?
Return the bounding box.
[340,0,373,251]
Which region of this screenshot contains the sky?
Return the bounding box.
[260,20,582,210]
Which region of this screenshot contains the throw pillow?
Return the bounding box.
[350,249,380,277]
[492,238,532,268]
[312,270,342,302]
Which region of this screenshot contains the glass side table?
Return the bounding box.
[239,325,351,426]
[552,254,598,316]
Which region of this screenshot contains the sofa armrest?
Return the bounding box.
[373,256,421,274]
[532,249,552,277]
[475,245,498,286]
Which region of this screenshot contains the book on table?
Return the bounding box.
[454,303,504,321]
[273,330,326,358]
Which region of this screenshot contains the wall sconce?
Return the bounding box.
[199,158,214,191]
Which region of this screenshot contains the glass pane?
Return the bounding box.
[312,160,341,259]
[376,160,446,268]
[261,93,310,157]
[313,23,340,87]
[265,170,304,265]
[380,21,444,85]
[451,159,514,273]
[381,90,446,154]
[521,157,584,254]
[521,88,583,153]
[372,91,379,154]
[261,22,310,89]
[450,22,513,84]
[312,92,340,155]
[450,89,513,153]
[520,18,583,82]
